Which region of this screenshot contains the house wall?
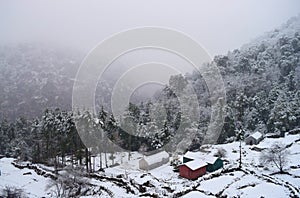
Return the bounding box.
[179,165,190,178]
[246,136,257,145]
[207,158,223,172]
[148,161,162,170]
[246,134,264,145]
[206,163,213,172]
[162,157,169,164]
[139,156,170,171]
[190,166,206,179]
[179,165,206,180]
[215,158,223,170]
[139,159,149,170]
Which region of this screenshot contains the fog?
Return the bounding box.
[1,0,300,56]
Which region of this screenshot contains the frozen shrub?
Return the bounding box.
[214,148,227,158]
[1,186,26,198]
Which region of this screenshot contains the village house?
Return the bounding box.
[245,131,263,145]
[180,151,224,179]
[139,150,169,171]
[205,156,223,172]
[179,160,207,180]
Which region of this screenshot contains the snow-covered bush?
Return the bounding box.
[1,186,26,198]
[214,147,227,158]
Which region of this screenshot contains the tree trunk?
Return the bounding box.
[71,153,74,168]
[128,136,131,161]
[85,148,89,172]
[104,152,108,168]
[93,156,95,172]
[61,153,65,166]
[239,140,242,168]
[79,152,82,166]
[54,156,58,174]
[89,151,92,172]
[99,152,102,169]
[128,151,131,161]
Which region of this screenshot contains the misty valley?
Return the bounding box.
[0,4,300,198]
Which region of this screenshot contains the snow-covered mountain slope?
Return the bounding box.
[0,158,53,197]
[241,15,300,51]
[0,44,83,120]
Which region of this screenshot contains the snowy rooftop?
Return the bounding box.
[184,151,201,159]
[142,151,169,164]
[205,156,219,164]
[183,159,207,171]
[184,151,219,164]
[250,131,263,140]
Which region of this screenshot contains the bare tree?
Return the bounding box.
[260,142,290,173]
[47,166,88,197]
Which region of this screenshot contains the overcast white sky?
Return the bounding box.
[0,0,300,56]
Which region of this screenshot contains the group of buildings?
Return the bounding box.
[138,150,224,180]
[138,131,264,180]
[179,151,223,179]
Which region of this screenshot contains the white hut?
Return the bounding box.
[139,151,169,171]
[245,131,263,145]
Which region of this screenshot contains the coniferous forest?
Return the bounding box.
[0,16,299,165]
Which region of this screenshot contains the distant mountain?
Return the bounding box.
[0,44,160,120]
[0,44,83,120]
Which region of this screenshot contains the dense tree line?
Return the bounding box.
[0,105,177,170]
[154,18,300,144]
[0,109,108,172]
[114,17,300,150]
[215,28,300,142]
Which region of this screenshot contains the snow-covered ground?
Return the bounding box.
[0,133,300,197]
[0,158,53,197]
